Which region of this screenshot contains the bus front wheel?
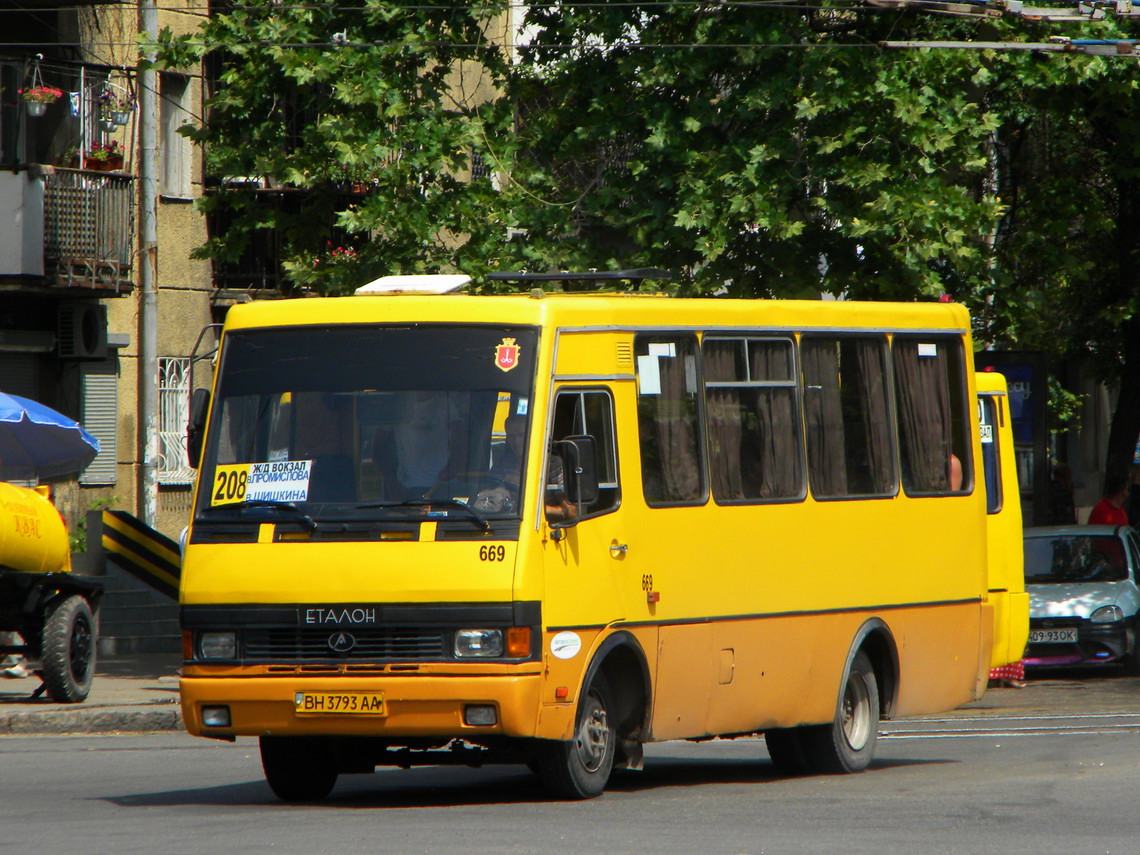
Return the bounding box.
[536,674,616,799]
[260,736,338,802]
[802,650,880,774]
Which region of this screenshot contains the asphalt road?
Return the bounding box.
[2,675,1139,855]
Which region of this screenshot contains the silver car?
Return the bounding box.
[1023,525,1140,672]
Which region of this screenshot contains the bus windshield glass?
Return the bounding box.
[197,324,538,521]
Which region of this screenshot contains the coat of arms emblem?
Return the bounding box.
[495,337,520,372]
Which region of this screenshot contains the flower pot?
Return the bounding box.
[112,110,130,126]
[26,100,47,118]
[84,155,122,172]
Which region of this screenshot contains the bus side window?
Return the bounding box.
[635,334,706,505]
[978,395,1002,514]
[801,335,895,499]
[703,336,804,503]
[893,335,973,496]
[549,389,620,520]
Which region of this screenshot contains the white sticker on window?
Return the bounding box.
[637,355,661,395]
[648,342,676,358]
[917,343,938,357]
[980,424,994,444]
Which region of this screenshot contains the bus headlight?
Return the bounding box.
[454,629,503,658]
[198,631,237,660]
[1090,606,1125,624]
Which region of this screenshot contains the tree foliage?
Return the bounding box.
[154,3,1138,476]
[154,0,514,293]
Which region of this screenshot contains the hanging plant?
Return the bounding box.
[20,85,63,117]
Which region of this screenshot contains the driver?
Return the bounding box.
[473,413,526,513]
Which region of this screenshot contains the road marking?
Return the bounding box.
[882,712,1140,739]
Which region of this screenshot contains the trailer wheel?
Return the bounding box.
[40,595,96,703]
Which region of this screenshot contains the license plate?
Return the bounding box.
[294,692,385,715]
[1029,628,1077,644]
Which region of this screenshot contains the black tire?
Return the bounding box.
[536,674,616,799]
[40,595,96,703]
[764,727,810,776]
[1120,621,1140,676]
[259,736,338,802]
[801,650,880,774]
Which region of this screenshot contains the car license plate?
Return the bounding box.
[294,692,385,715]
[1028,628,1077,644]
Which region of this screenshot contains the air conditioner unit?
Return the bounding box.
[58,303,108,360]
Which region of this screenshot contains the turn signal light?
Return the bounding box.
[506,627,531,658]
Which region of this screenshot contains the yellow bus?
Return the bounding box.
[976,370,1029,671]
[179,275,1024,801]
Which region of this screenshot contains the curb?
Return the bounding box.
[0,704,183,735]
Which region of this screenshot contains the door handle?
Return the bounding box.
[609,542,628,558]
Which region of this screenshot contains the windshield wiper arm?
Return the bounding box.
[201,500,317,532]
[357,499,490,532]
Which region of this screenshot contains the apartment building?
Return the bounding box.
[1,2,212,538]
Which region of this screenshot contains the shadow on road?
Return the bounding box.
[104,751,954,810]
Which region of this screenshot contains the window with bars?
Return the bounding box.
[158,357,193,485]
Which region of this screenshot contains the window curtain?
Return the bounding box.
[802,339,847,497]
[749,342,801,499]
[893,339,951,493]
[704,342,745,499]
[852,339,894,495]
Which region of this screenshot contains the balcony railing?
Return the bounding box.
[43,167,135,291]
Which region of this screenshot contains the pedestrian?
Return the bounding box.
[1088,474,1130,526]
[988,660,1025,689]
[1047,463,1077,525]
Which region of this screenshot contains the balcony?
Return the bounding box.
[0,165,134,295]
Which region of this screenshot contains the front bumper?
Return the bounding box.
[180,671,546,740]
[1024,619,1134,668]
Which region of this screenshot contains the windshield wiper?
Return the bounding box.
[201,500,317,532]
[357,499,490,532]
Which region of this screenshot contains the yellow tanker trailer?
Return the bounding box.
[0,482,101,702]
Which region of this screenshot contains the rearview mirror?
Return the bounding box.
[187,388,210,469]
[549,435,599,531]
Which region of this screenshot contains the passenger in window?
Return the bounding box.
[373,392,461,500]
[490,413,526,490]
[949,453,963,492]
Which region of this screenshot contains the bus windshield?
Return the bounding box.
[197,324,538,520]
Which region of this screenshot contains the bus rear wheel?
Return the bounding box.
[536,674,616,799]
[260,736,338,802]
[802,650,879,774]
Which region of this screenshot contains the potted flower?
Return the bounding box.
[20,85,63,117]
[96,88,136,126]
[84,141,124,172]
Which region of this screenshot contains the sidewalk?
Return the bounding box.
[0,653,183,735]
[3,658,1138,736]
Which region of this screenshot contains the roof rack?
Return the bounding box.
[486,268,673,290]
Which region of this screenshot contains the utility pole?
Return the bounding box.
[138,0,159,527]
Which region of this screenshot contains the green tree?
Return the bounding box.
[503,8,1002,299]
[503,6,1138,481]
[154,0,514,293]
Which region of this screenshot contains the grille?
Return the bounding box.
[243,628,446,661]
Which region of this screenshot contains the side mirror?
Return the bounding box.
[549,435,599,531]
[187,388,210,469]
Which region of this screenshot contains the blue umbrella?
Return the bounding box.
[0,392,101,481]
